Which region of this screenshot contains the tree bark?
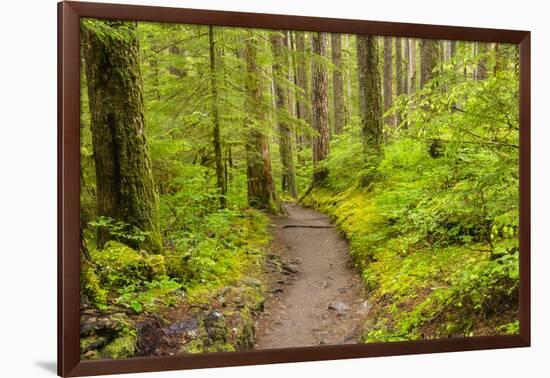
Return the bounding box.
[420,39,441,88]
[395,37,404,126]
[331,33,345,134]
[311,32,330,185]
[209,26,227,208]
[494,43,502,75]
[476,42,488,80]
[383,37,394,126]
[408,38,417,93]
[295,32,310,146]
[271,32,298,198]
[83,20,162,253]
[244,31,283,213]
[450,40,456,58]
[356,35,383,185]
[395,38,404,97]
[344,34,353,125]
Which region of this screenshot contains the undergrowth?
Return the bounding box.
[302,136,519,342]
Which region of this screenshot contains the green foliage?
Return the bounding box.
[303,45,520,338]
[89,216,150,245]
[115,277,184,313]
[79,17,520,353]
[164,208,270,292]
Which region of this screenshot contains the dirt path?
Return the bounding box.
[255,203,370,349]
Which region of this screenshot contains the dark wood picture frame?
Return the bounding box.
[58,1,531,376]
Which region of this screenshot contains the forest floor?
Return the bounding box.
[255,203,370,349]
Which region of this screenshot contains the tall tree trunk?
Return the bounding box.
[494,43,502,75]
[408,38,417,93]
[83,21,162,253]
[271,32,298,198]
[344,34,353,125]
[444,40,457,61]
[331,33,345,134]
[244,31,283,213]
[383,37,394,126]
[148,39,161,101]
[311,32,330,185]
[395,37,404,125]
[356,35,383,186]
[209,26,226,208]
[284,31,296,119]
[395,38,404,96]
[404,38,410,93]
[450,40,456,58]
[476,42,488,80]
[420,39,441,88]
[295,32,310,145]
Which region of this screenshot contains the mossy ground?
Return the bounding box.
[81,209,271,359]
[302,186,518,342]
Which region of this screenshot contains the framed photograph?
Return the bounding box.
[58,1,530,376]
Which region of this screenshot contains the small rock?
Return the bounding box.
[356,300,371,315]
[328,302,351,314]
[282,263,300,275]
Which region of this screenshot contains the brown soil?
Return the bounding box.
[254,202,370,349]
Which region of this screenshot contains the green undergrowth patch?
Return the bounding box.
[162,207,271,301]
[303,187,518,342]
[81,206,271,359]
[302,137,519,342]
[82,207,270,312]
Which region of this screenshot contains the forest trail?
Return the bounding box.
[255,203,369,349]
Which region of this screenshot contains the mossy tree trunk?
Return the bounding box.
[357,35,383,186]
[244,31,283,213]
[331,33,345,135]
[383,36,394,127]
[83,20,162,253]
[295,31,310,149]
[395,37,404,126]
[209,26,227,208]
[420,38,441,88]
[408,38,417,94]
[476,42,488,81]
[311,32,330,186]
[271,32,298,198]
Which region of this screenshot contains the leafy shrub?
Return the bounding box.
[89,216,150,245]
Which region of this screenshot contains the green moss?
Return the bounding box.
[80,334,108,358]
[81,257,108,306]
[145,253,167,279]
[181,338,236,354]
[235,311,255,350]
[91,241,166,290]
[180,313,239,354]
[303,185,517,342]
[102,332,137,359]
[181,339,204,354]
[80,313,138,360]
